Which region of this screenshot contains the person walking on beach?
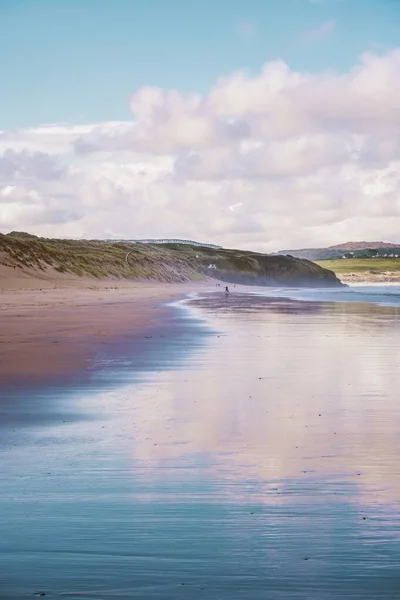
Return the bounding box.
[225,286,229,295]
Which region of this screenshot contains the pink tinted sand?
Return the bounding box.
[0,277,211,382]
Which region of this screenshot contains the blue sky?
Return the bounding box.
[1,0,400,248]
[0,0,399,129]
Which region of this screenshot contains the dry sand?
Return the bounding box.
[0,267,213,385]
[340,272,400,283]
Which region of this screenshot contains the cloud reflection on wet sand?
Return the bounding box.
[2,292,400,598]
[127,295,400,508]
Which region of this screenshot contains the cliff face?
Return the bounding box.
[0,234,343,288]
[177,245,342,287]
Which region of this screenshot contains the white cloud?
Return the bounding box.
[237,21,257,39]
[302,18,336,42]
[229,202,243,212]
[1,50,400,251]
[0,122,127,156]
[0,149,66,182]
[0,184,79,229]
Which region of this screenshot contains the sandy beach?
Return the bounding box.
[0,274,213,386]
[340,272,400,283]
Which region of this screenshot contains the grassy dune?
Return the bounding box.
[0,232,342,287]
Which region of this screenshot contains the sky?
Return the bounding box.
[0,0,400,251]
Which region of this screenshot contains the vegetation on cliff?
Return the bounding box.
[0,233,342,287]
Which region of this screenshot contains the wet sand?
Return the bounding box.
[1,290,400,598]
[0,282,211,387]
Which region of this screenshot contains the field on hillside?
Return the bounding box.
[316,258,400,274]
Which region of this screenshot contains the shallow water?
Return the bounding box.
[1,293,400,599]
[252,283,400,307]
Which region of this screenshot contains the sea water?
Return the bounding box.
[1,288,400,599]
[252,283,400,308]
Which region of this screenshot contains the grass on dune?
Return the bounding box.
[316,258,400,274]
[0,236,199,281]
[0,233,341,286]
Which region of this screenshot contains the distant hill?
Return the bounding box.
[277,241,400,261]
[0,232,342,288]
[329,241,398,250]
[6,231,39,239]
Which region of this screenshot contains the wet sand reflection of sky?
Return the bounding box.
[1,293,400,598]
[121,295,400,510]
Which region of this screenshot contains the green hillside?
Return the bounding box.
[316,258,400,275]
[0,233,342,287]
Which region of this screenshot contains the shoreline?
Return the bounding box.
[330,271,400,284]
[2,278,398,390]
[0,281,213,389]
